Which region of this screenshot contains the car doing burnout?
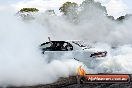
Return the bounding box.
[40,37,107,58]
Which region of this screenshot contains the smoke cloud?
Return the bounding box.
[0,0,132,87]
[0,9,83,86]
[36,1,132,45]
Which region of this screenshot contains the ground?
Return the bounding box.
[8,75,132,88]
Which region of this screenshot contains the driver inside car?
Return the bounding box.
[55,43,62,51]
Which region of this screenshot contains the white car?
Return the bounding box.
[40,40,107,58]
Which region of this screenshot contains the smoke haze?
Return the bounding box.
[0,0,132,87]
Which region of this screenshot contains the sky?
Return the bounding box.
[0,0,132,18]
[0,0,17,4]
[124,0,132,12]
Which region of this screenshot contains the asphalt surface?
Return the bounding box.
[8,75,132,88]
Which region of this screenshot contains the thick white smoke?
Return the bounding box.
[34,0,132,74]
[34,0,132,45]
[36,1,132,45]
[85,43,132,74]
[0,10,83,86]
[0,0,132,87]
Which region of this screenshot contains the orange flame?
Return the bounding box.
[77,65,86,76]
